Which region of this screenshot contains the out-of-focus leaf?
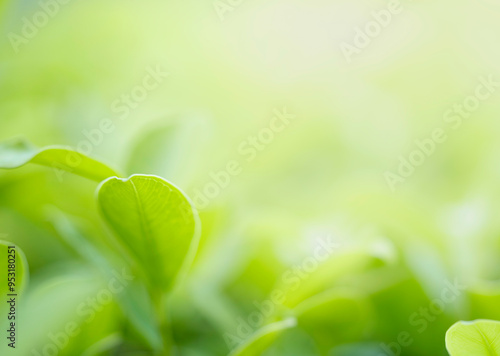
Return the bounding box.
[126,122,179,178]
[330,342,383,356]
[467,282,500,321]
[47,208,163,352]
[81,333,122,356]
[126,117,211,187]
[228,318,297,356]
[5,265,116,356]
[118,281,164,351]
[260,327,318,356]
[0,137,120,182]
[446,320,500,356]
[278,248,389,309]
[0,240,28,299]
[97,174,201,292]
[294,291,372,354]
[369,273,453,356]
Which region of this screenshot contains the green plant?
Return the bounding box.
[0,137,200,355]
[6,137,499,356]
[0,137,381,355]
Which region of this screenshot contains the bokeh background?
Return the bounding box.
[1,0,500,355]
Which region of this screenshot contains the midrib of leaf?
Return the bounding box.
[129,179,163,288]
[474,325,498,356]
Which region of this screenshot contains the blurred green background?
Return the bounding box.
[1,0,500,355]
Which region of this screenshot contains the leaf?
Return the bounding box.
[0,240,28,298]
[446,320,500,356]
[368,273,452,356]
[0,137,120,182]
[467,283,500,321]
[8,265,117,356]
[228,318,297,356]
[97,174,201,292]
[294,290,372,354]
[81,333,123,356]
[47,208,163,351]
[126,117,211,186]
[278,248,389,309]
[126,122,181,179]
[117,281,164,351]
[331,342,384,356]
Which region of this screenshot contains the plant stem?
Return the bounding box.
[153,290,174,356]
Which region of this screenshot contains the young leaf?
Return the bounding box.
[446,320,500,356]
[228,318,297,356]
[0,137,120,182]
[97,174,201,293]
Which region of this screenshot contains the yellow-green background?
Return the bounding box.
[1,0,500,355]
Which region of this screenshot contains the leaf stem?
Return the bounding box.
[153,290,174,356]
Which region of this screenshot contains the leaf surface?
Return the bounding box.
[97,174,201,292]
[446,320,500,356]
[0,138,120,182]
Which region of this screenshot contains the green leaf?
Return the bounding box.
[228,318,297,356]
[0,137,120,182]
[294,290,372,354]
[126,117,211,186]
[467,283,500,321]
[0,240,28,298]
[9,265,117,356]
[278,248,389,309]
[127,124,178,177]
[47,208,163,351]
[81,333,122,356]
[446,320,500,356]
[117,281,164,351]
[97,174,201,292]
